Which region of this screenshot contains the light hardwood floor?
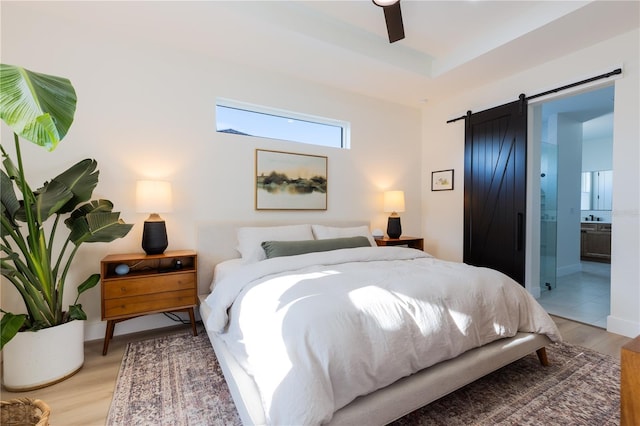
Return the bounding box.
[0,317,632,426]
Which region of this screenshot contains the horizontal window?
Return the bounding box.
[216,98,349,149]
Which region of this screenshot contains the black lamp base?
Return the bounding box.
[387,216,402,239]
[142,220,168,255]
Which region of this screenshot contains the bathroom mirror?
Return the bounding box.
[581,170,612,211]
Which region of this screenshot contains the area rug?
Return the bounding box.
[107,330,620,426]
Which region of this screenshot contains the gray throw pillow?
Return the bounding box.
[261,236,371,259]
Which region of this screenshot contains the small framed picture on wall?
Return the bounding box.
[431,169,454,191]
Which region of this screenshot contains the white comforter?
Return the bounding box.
[204,247,561,425]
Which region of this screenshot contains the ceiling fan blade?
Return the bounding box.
[383,2,405,43]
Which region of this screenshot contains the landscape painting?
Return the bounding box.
[255,149,328,210]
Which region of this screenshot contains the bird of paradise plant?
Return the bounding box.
[0,64,132,349]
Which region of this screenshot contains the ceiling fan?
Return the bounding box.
[372,0,405,43]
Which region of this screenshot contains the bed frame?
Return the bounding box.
[196,221,552,425]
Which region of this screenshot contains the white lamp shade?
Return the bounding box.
[373,0,399,6]
[136,180,173,213]
[383,190,405,213]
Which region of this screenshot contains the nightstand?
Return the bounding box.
[375,236,424,251]
[100,250,198,355]
[621,334,640,425]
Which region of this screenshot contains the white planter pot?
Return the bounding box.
[2,320,84,391]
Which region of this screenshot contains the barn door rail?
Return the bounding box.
[446,67,622,124]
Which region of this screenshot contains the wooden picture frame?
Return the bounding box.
[255,149,328,210]
[431,169,454,191]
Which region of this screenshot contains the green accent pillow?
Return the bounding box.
[261,236,371,259]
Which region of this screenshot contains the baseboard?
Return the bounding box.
[84,310,202,342]
[607,315,640,338]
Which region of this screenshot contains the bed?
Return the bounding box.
[196,221,561,425]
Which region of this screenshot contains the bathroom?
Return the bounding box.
[537,85,613,328]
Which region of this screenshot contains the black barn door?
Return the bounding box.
[464,98,527,285]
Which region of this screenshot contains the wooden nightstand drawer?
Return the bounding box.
[103,272,196,299]
[104,288,196,318]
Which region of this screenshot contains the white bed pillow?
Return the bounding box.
[210,258,243,291]
[236,224,314,263]
[311,224,376,247]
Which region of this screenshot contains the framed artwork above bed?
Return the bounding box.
[255,149,328,210]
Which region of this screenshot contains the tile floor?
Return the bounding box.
[537,261,611,328]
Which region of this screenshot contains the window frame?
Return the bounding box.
[216,98,350,149]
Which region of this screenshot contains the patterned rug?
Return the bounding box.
[107,329,620,426]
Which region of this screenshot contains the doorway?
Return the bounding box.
[530,85,614,328]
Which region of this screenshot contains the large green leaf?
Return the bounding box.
[85,212,132,242]
[1,148,33,203]
[67,304,87,321]
[64,199,114,228]
[0,64,77,151]
[50,159,99,214]
[0,312,26,350]
[1,150,20,184]
[31,180,74,223]
[7,159,99,224]
[76,273,100,296]
[0,170,20,230]
[67,201,132,245]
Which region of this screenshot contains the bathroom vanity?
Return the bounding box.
[580,221,611,263]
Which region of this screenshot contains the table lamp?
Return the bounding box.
[383,190,405,239]
[136,180,172,255]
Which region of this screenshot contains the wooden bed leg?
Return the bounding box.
[536,347,550,366]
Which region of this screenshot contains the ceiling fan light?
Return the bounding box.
[372,0,399,7]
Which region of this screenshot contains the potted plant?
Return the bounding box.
[0,64,133,390]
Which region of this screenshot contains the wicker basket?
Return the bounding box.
[0,398,50,426]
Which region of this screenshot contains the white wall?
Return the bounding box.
[583,137,613,173]
[1,4,422,340]
[422,29,640,338]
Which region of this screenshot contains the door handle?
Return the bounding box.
[516,213,524,251]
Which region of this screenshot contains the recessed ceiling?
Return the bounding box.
[10,1,639,107]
